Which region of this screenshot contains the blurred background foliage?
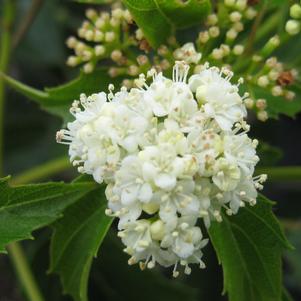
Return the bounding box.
[0,0,301,300]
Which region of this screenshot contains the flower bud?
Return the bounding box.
[226,28,238,40]
[112,8,123,19]
[111,50,123,62]
[225,0,235,7]
[256,99,267,110]
[244,98,254,109]
[233,44,244,55]
[198,31,210,43]
[236,0,247,11]
[95,45,105,56]
[84,30,94,41]
[286,20,300,35]
[94,30,104,42]
[257,110,268,122]
[290,4,301,19]
[271,86,283,97]
[212,48,224,60]
[257,76,269,88]
[83,62,94,74]
[233,22,244,32]
[196,85,207,103]
[137,55,149,66]
[66,56,79,67]
[209,26,220,38]
[230,11,242,22]
[135,29,144,40]
[66,36,77,48]
[142,202,159,215]
[284,90,296,101]
[86,9,97,20]
[206,14,218,26]
[150,220,165,240]
[245,7,257,20]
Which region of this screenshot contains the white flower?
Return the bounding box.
[152,180,200,228]
[187,127,222,176]
[157,128,188,155]
[120,220,176,268]
[173,43,202,64]
[138,143,184,191]
[212,158,241,191]
[223,176,258,213]
[95,102,150,153]
[106,155,155,228]
[161,216,208,275]
[223,133,259,174]
[57,61,266,276]
[189,67,247,130]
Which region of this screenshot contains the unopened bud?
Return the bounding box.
[290,4,301,19]
[150,220,165,241]
[230,11,242,22]
[286,20,300,35]
[233,44,244,55]
[209,26,220,38]
[257,110,268,122]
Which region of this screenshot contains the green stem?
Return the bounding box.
[12,156,71,185]
[8,158,71,301]
[8,156,71,300]
[13,0,44,49]
[253,10,282,45]
[7,243,45,301]
[0,2,46,301]
[256,166,301,181]
[0,0,15,175]
[245,2,267,55]
[281,218,301,230]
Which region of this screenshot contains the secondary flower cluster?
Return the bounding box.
[65,1,300,122]
[57,62,266,276]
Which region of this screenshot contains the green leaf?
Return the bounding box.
[49,184,113,301]
[122,0,211,48]
[0,177,96,253]
[1,69,123,123]
[208,194,292,301]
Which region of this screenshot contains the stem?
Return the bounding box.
[253,10,281,44]
[256,166,301,181]
[7,243,45,301]
[12,156,71,185]
[0,0,15,175]
[245,2,267,55]
[7,157,71,301]
[0,2,45,301]
[13,0,44,49]
[281,219,301,230]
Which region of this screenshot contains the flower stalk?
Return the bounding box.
[0,0,15,175]
[7,243,45,301]
[0,2,45,301]
[12,156,71,185]
[256,166,301,182]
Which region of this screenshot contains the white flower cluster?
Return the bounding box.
[57,61,266,276]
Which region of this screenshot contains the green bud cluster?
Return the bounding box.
[286,2,301,35]
[66,1,300,122]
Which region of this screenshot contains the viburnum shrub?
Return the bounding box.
[0,1,300,301]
